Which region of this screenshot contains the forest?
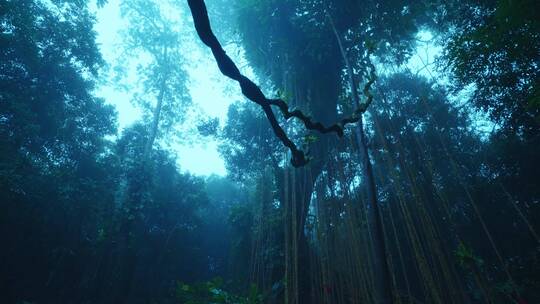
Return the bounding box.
[1,0,539,303]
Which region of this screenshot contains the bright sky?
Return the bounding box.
[93,0,241,176]
[92,1,453,176]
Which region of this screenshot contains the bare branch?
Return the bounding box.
[187,0,374,167]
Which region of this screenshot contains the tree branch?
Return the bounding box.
[187,0,373,167]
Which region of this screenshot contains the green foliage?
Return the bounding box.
[455,243,484,269]
[96,0,108,7]
[444,0,540,133]
[219,101,282,181]
[116,0,192,138]
[175,278,262,304]
[303,134,318,144]
[276,89,293,103]
[229,203,253,228]
[2,0,540,303]
[0,3,229,301]
[197,117,220,137]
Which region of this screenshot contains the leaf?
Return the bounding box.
[304,134,318,143]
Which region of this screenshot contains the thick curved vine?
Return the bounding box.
[187,0,375,167]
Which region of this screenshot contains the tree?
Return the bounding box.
[193,0,438,302]
[0,0,117,302]
[117,0,192,161]
[219,101,283,181]
[0,2,233,303]
[108,2,195,301]
[443,0,540,135]
[368,73,540,302]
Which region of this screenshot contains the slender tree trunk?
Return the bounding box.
[294,168,315,304]
[356,119,393,304]
[327,12,393,304]
[120,163,155,302]
[143,76,167,162]
[278,163,319,304]
[115,72,167,302]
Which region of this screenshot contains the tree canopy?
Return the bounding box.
[1,0,539,303]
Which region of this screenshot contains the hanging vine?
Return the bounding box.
[187,0,375,167]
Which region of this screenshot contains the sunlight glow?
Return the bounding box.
[93,0,231,176]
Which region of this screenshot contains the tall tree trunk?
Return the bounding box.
[142,76,167,162]
[115,73,166,302]
[281,165,318,304]
[294,167,315,304]
[114,164,148,304]
[356,120,393,304]
[327,12,393,304]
